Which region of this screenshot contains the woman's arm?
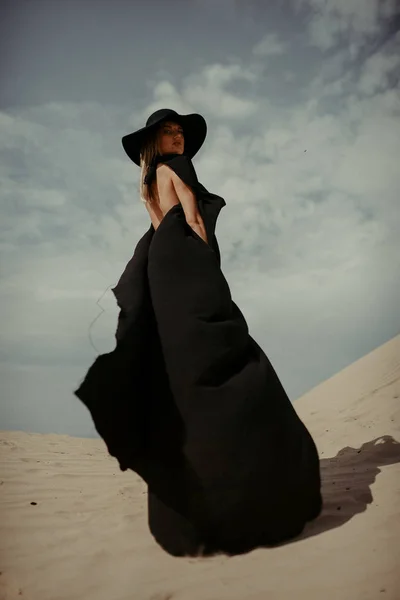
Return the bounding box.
[170,170,208,244]
[157,164,208,244]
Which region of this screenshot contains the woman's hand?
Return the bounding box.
[187,218,208,245]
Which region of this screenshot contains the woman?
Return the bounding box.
[75,108,322,557]
[139,116,208,245]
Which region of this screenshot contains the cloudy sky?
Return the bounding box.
[1,0,399,438]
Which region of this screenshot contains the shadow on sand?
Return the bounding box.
[280,434,400,546]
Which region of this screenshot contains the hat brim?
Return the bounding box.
[122,112,207,166]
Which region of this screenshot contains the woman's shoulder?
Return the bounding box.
[156,154,199,189]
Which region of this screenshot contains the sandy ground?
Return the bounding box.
[1,333,399,600]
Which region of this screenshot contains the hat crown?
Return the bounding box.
[146,108,179,127]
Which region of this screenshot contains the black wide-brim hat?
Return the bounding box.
[122,108,207,166]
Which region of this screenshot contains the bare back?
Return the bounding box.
[145,164,180,231]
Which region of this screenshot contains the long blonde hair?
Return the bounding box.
[139,126,161,204]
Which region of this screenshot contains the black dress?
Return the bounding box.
[74,153,322,556]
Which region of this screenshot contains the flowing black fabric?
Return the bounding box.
[74,153,322,556]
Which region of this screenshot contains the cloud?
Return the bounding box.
[296,0,398,51]
[252,32,287,57]
[2,45,399,327]
[130,63,260,124]
[357,50,400,94]
[183,63,259,119]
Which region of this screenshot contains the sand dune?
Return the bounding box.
[1,333,399,600]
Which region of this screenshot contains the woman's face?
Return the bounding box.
[158,120,185,155]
